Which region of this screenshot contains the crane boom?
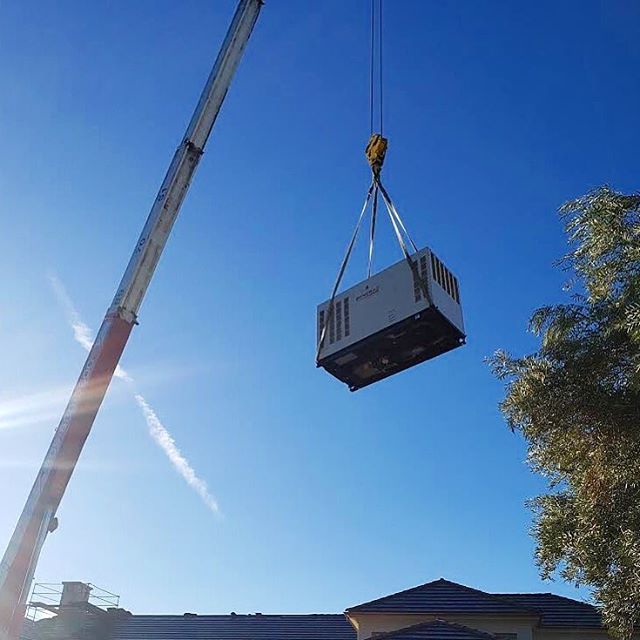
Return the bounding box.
[0,2,262,638]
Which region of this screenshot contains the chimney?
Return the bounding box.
[60,581,92,606]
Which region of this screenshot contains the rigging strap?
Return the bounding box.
[367,185,379,278]
[316,180,376,362]
[376,176,433,306]
[316,172,433,366]
[376,178,419,254]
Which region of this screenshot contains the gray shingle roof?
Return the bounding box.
[112,613,355,640]
[345,579,536,616]
[106,579,603,640]
[364,620,496,640]
[496,594,602,628]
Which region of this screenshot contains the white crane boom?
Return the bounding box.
[0,2,262,638]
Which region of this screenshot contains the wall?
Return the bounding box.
[348,612,537,640]
[348,613,615,640]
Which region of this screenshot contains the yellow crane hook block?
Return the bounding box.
[365,133,388,176]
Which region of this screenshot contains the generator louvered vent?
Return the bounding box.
[413,254,430,302]
[318,297,351,345]
[329,304,336,344]
[343,296,350,337]
[430,252,460,303]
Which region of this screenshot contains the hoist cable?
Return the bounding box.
[317,180,376,362]
[379,0,383,135]
[366,0,385,275]
[369,0,375,135]
[369,0,384,135]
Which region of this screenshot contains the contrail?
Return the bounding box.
[134,394,219,513]
[47,273,220,515]
[47,273,132,383]
[48,273,97,353]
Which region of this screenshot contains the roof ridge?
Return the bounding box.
[438,581,539,616]
[345,579,447,612]
[496,592,597,607]
[346,578,538,616]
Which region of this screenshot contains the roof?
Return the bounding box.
[346,579,537,617]
[346,579,603,629]
[112,613,355,640]
[497,594,602,628]
[34,578,604,640]
[366,620,496,640]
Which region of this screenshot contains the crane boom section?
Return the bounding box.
[0,2,262,639]
[113,0,261,321]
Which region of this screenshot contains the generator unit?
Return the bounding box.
[317,246,465,391]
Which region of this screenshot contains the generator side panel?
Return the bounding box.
[317,248,431,359]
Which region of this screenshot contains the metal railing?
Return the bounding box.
[25,583,119,622]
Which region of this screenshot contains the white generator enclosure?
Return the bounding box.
[317,246,465,390]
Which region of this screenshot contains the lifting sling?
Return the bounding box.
[316,137,434,363]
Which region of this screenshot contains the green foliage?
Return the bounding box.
[490,187,640,637]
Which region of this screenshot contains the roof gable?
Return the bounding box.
[367,620,496,640]
[346,579,536,616]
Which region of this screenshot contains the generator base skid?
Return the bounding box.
[318,305,465,391]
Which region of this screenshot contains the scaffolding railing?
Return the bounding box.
[26,583,119,622]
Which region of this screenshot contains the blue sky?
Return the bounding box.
[1,0,639,615]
